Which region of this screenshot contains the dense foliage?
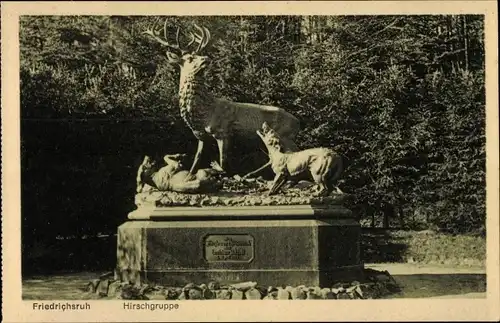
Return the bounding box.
[20,15,486,245]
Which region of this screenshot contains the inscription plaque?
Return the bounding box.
[204,235,254,263]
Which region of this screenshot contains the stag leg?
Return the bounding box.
[241,160,272,179]
[215,137,228,172]
[188,140,205,181]
[315,183,329,197]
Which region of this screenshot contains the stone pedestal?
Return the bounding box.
[116,205,363,287]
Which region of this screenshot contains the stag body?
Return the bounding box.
[144,20,300,177]
[179,76,300,175]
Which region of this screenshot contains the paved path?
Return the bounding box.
[365,263,486,299]
[427,292,486,299]
[366,263,485,275]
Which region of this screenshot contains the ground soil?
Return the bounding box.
[22,263,486,300]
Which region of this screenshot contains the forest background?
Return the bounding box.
[20,15,486,271]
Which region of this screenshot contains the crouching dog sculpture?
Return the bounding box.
[136,154,224,194]
[257,122,344,196]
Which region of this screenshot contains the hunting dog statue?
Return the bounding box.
[136,154,224,194]
[143,19,300,179]
[256,122,344,196]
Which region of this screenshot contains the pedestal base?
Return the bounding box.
[116,205,363,287]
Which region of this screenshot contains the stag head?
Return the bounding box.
[143,18,211,75]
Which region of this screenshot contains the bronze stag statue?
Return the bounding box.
[142,19,300,179]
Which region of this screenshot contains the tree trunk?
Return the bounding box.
[463,15,469,70]
[296,16,301,43]
[398,206,405,228]
[382,203,392,229]
[368,206,375,228]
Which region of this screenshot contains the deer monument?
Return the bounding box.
[143,19,300,179]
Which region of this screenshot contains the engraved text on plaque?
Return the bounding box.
[204,235,254,263]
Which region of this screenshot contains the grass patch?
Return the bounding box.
[402,231,485,266]
[362,229,486,267]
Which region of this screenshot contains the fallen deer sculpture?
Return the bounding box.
[256,122,344,196]
[142,19,300,178]
[136,154,224,194]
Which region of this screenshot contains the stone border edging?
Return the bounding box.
[85,268,400,300]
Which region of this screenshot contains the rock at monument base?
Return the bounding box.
[230,289,244,300]
[277,288,291,300]
[87,269,401,300]
[116,204,362,288]
[243,288,261,299]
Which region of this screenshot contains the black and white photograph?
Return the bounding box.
[2,1,499,322]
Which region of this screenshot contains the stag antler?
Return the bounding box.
[142,18,183,53]
[193,24,211,53]
[143,18,212,54]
